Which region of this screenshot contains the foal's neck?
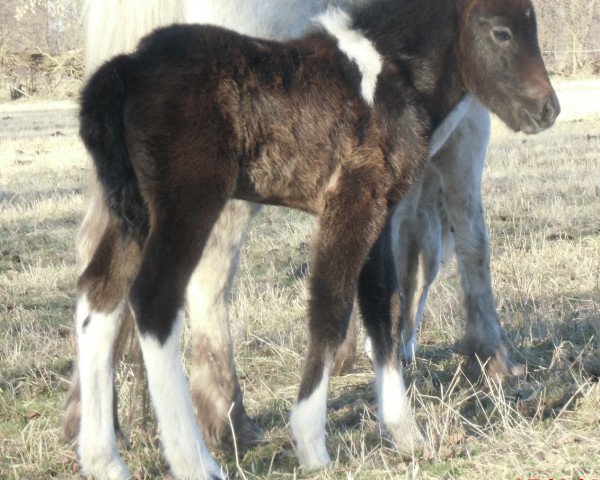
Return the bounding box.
[352,0,465,128]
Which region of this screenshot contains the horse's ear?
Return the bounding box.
[457,0,477,10]
[456,0,480,23]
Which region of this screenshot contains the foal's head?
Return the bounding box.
[458,0,559,133]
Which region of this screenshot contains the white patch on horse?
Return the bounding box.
[138,312,223,479]
[375,363,422,451]
[428,95,474,158]
[77,295,130,480]
[290,364,332,467]
[317,8,382,104]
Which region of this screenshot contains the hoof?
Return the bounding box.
[231,414,265,452]
[486,352,524,378]
[200,410,264,454]
[466,346,524,380]
[79,449,131,480]
[387,418,430,460]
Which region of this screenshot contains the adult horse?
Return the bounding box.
[62,0,526,456]
[74,0,558,476]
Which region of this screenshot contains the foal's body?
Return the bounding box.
[62,0,524,453]
[75,0,557,476]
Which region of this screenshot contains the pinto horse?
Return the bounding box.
[75,0,558,477]
[62,0,528,456]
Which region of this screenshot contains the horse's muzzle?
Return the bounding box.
[520,91,560,134]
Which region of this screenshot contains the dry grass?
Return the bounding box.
[1,93,599,479]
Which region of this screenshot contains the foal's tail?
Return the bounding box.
[79,55,148,241]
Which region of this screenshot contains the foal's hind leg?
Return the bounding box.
[130,197,230,479]
[358,220,423,455]
[61,181,131,446]
[432,104,522,376]
[76,220,141,479]
[187,199,263,452]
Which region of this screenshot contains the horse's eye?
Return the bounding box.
[492,27,512,44]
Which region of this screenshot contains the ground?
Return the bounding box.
[0,80,599,479]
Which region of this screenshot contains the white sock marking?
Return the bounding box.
[77,295,130,480]
[374,363,422,451]
[138,312,222,479]
[375,364,410,429]
[290,364,332,468]
[317,8,383,104]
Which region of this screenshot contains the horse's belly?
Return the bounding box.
[234,148,336,214]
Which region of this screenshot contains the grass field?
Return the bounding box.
[1,88,599,478]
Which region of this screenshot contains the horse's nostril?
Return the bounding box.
[541,95,559,124]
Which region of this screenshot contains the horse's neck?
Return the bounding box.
[355,0,465,126]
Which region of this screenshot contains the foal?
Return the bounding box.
[76,0,558,476]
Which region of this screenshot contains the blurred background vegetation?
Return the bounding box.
[0,0,599,99]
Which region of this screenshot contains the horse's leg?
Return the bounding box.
[332,305,359,375]
[388,180,428,364]
[186,199,263,453]
[432,103,523,376]
[76,220,141,479]
[290,186,387,467]
[394,168,445,364]
[61,179,132,446]
[130,191,230,479]
[358,219,423,454]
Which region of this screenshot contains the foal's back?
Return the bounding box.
[123,24,392,213]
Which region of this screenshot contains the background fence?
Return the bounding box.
[0,0,599,101]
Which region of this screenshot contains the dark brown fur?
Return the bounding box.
[75,0,558,470]
[80,0,557,396]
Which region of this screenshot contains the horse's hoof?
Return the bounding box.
[234,415,265,451]
[486,353,524,378]
[466,347,524,380]
[201,412,264,454]
[79,449,131,480]
[388,419,430,460]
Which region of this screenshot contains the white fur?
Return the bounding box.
[374,364,422,451]
[290,365,332,468]
[77,295,130,480]
[375,364,409,429]
[184,0,323,40]
[138,313,222,479]
[317,8,383,104]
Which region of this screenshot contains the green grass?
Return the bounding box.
[1,111,599,479]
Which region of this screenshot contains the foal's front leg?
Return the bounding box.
[359,219,423,454]
[290,189,388,468]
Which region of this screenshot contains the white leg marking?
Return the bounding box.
[290,364,332,468]
[77,295,130,480]
[139,313,222,480]
[317,8,383,104]
[364,336,374,362]
[375,364,423,452]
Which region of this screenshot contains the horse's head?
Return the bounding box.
[458,0,559,133]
